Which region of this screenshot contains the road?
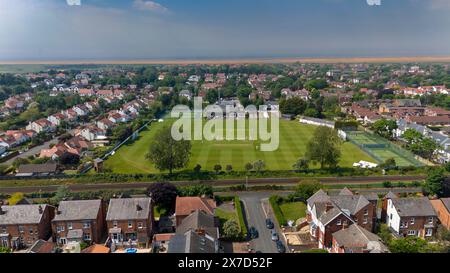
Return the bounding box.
[238,192,290,253]
[1,137,60,165]
[0,175,427,194]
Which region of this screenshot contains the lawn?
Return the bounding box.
[215,208,238,225]
[104,118,374,173]
[279,202,307,222]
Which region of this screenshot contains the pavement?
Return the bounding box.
[238,192,290,253]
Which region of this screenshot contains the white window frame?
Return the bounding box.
[363,217,368,224]
[128,221,133,228]
[410,218,415,225]
[428,217,433,224]
[425,229,433,237]
[407,230,416,236]
[336,219,342,226]
[83,222,90,229]
[138,222,143,229]
[364,209,368,216]
[113,221,118,228]
[83,233,91,241]
[68,222,73,230]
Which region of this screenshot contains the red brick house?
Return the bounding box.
[52,200,106,245]
[331,224,389,253]
[430,198,450,230]
[0,204,54,249]
[175,196,216,226]
[106,198,154,248]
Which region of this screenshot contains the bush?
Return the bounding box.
[269,195,286,226]
[222,219,241,241]
[383,181,393,188]
[234,196,248,238]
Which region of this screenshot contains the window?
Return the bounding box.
[343,220,348,226]
[18,226,24,233]
[83,222,90,228]
[428,217,433,224]
[59,225,65,232]
[128,221,133,228]
[426,229,433,237]
[113,221,118,228]
[1,226,6,233]
[400,222,408,228]
[336,219,342,226]
[29,227,34,234]
[363,217,368,224]
[410,218,415,225]
[390,214,392,220]
[138,222,143,229]
[407,230,416,236]
[364,209,368,216]
[83,233,91,241]
[68,223,73,230]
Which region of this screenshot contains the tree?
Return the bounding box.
[380,158,397,170]
[222,219,241,241]
[377,224,393,244]
[178,185,213,198]
[213,164,222,173]
[0,247,11,253]
[410,138,439,160]
[293,158,309,171]
[387,237,443,253]
[112,124,132,143]
[253,160,266,173]
[372,119,398,140]
[294,180,322,202]
[402,129,422,145]
[304,108,320,118]
[7,192,24,205]
[206,89,219,103]
[279,97,306,116]
[305,79,328,91]
[305,126,341,169]
[146,126,192,174]
[193,164,202,173]
[226,165,233,172]
[245,163,253,172]
[51,185,71,204]
[423,168,446,198]
[60,152,80,165]
[146,182,178,212]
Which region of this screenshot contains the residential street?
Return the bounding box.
[1,137,60,166]
[238,192,289,253]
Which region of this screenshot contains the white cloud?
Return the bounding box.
[429,0,450,9]
[66,0,81,6]
[132,0,169,13]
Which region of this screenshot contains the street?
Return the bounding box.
[238,192,289,253]
[1,137,60,165]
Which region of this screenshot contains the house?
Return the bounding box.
[386,197,437,238]
[175,196,216,226]
[425,107,450,117]
[16,163,58,177]
[108,112,129,124]
[52,200,106,245]
[299,117,335,129]
[406,115,450,126]
[331,224,389,253]
[168,211,220,254]
[0,204,54,249]
[106,198,154,248]
[26,118,55,134]
[80,126,106,142]
[306,189,377,250]
[73,105,90,117]
[47,113,67,126]
[96,90,114,97]
[97,118,115,131]
[5,130,33,145]
[430,198,450,230]
[179,90,193,100]
[39,144,77,160]
[78,89,95,97]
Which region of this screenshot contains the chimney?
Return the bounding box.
[56,209,61,215]
[38,205,43,214]
[136,204,142,212]
[325,202,334,212]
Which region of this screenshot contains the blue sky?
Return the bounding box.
[0,0,449,60]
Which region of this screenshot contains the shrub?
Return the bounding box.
[383,181,393,188]
[234,196,248,238]
[222,219,241,241]
[269,195,286,226]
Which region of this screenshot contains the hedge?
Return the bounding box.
[269,195,287,226]
[234,196,248,238]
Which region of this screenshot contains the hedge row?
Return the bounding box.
[269,195,287,226]
[234,196,248,238]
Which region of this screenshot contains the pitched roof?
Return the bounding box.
[339,188,354,196]
[27,240,55,253]
[175,197,216,217]
[384,191,398,199]
[332,224,388,253]
[53,200,102,221]
[176,210,218,239]
[307,189,331,208]
[391,197,437,217]
[81,244,111,254]
[441,198,450,212]
[168,230,216,253]
[330,195,370,215]
[0,204,48,225]
[106,198,152,221]
[17,163,57,174]
[318,207,350,225]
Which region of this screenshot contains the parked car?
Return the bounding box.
[265,218,274,229]
[276,241,286,253]
[271,230,279,241]
[249,226,259,239]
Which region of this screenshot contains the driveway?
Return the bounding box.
[2,137,60,165]
[238,192,290,253]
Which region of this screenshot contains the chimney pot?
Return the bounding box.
[38,205,43,214]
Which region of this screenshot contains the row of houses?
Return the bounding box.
[0,195,220,254]
[306,188,448,253]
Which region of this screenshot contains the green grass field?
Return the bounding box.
[104,119,375,173]
[279,202,307,222]
[346,131,422,167]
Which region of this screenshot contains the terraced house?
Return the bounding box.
[106,198,154,249]
[0,204,54,249]
[52,200,106,245]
